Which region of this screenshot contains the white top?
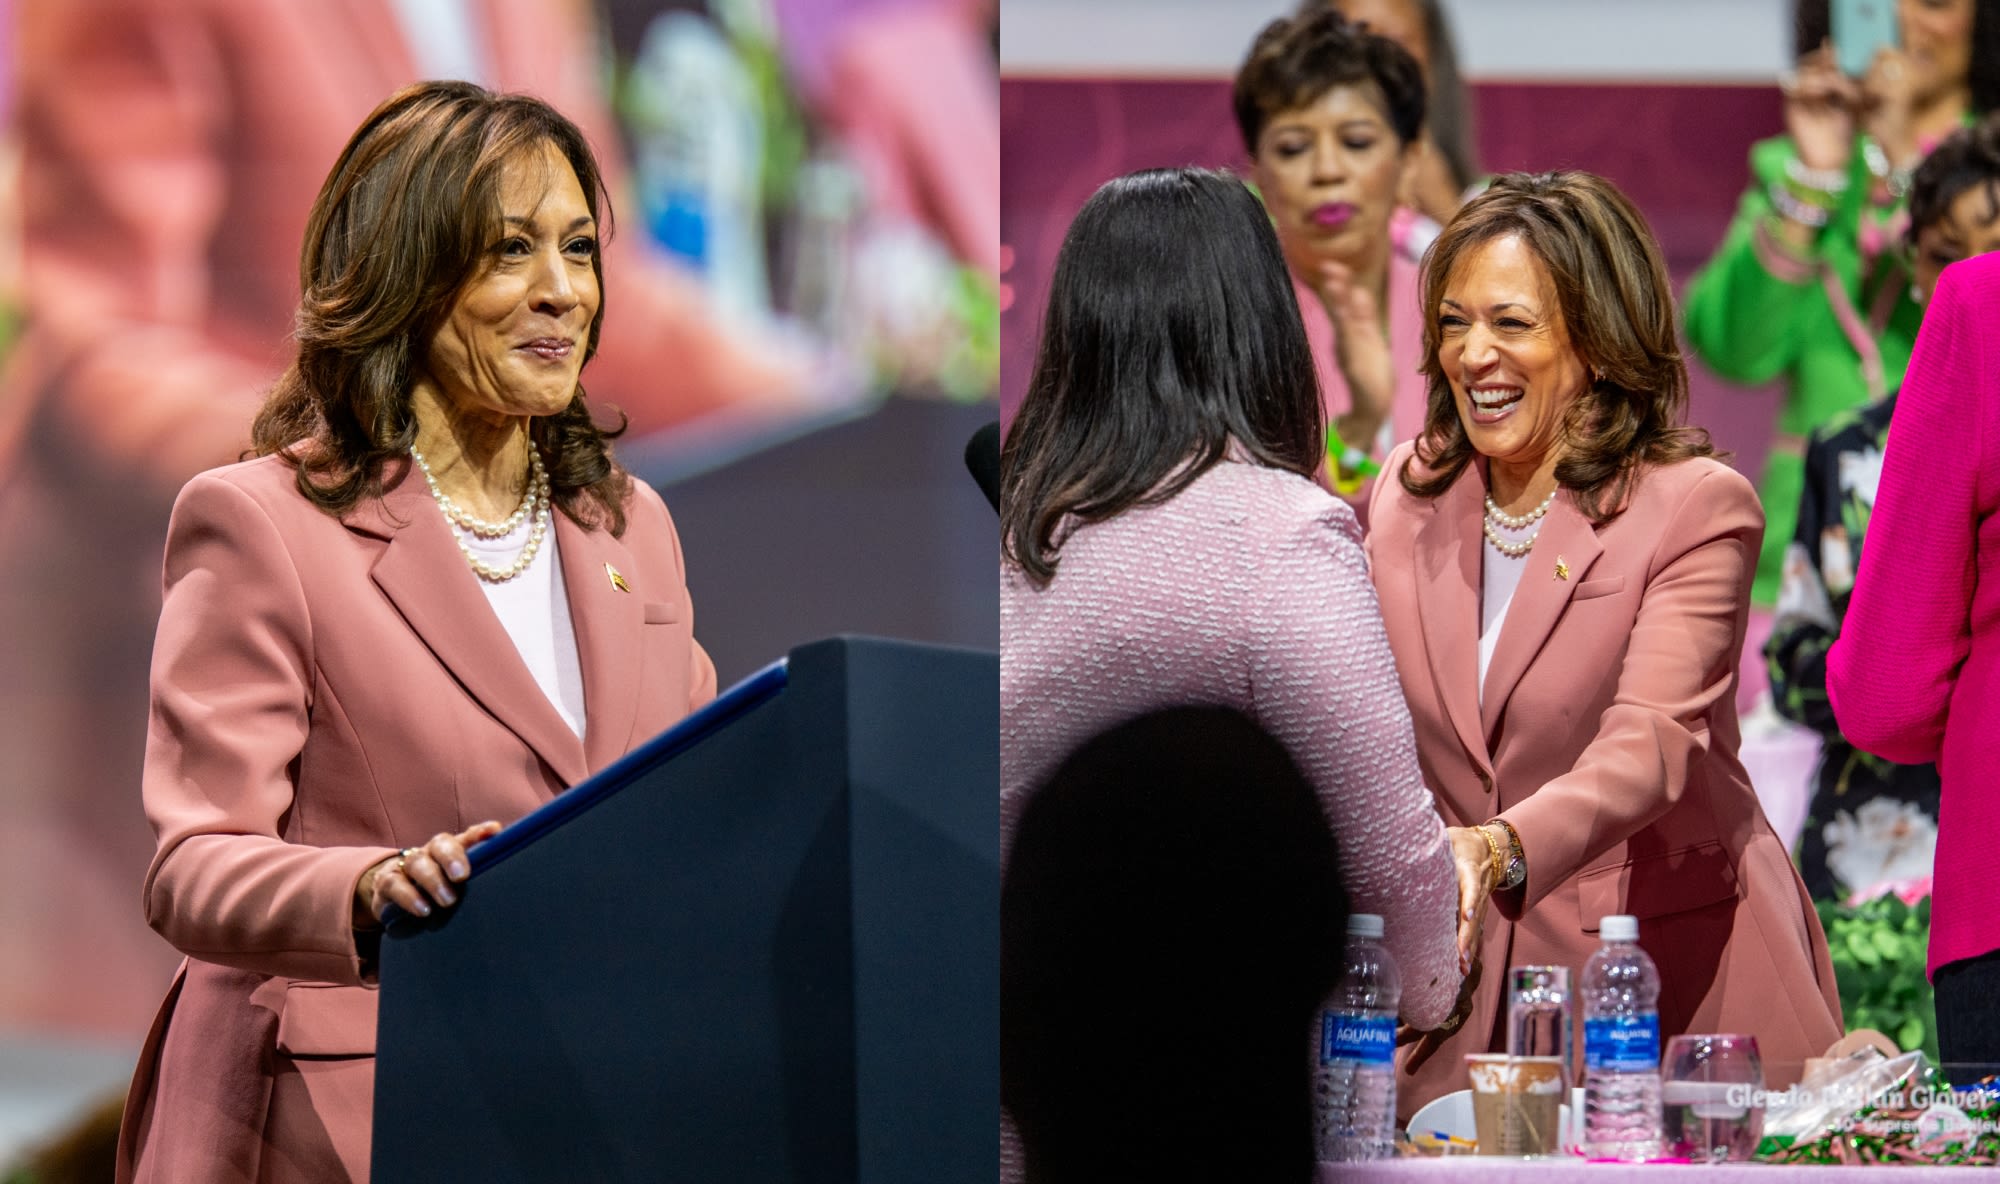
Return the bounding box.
[460,516,587,738]
[1479,522,1538,702]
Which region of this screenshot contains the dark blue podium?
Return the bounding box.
[371,637,998,1183]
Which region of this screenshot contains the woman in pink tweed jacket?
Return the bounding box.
[999,163,1470,1183]
[1000,167,1469,1021]
[1830,251,2000,1080]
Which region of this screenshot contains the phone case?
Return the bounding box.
[1831,0,1899,77]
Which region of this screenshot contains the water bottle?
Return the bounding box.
[1581,915,1663,1159]
[1314,913,1400,1161]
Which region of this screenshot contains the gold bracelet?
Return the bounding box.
[1475,823,1506,894]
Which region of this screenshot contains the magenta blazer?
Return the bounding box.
[1366,443,1841,1116]
[1829,252,2000,979]
[118,456,716,1183]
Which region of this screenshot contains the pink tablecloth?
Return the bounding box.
[1320,1159,1979,1183]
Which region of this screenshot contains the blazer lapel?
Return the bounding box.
[554,508,646,775]
[1412,465,1493,783]
[349,462,590,787]
[1478,493,1605,739]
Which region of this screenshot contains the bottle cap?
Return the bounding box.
[1599,914,1638,942]
[1347,913,1385,940]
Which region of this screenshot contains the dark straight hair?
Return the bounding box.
[1000,168,1324,586]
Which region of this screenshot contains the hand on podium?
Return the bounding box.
[356,820,505,927]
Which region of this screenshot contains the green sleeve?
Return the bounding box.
[1683,137,1838,385]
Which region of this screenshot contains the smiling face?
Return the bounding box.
[419,140,601,428]
[1899,0,1976,105]
[1250,83,1411,274]
[1436,233,1589,471]
[1913,179,2000,301]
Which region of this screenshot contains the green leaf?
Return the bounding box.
[1874,928,1906,962]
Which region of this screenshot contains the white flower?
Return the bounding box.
[1823,797,1937,899]
[1838,446,1885,508]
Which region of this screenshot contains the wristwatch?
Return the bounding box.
[1483,819,1526,890]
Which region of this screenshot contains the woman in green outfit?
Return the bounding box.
[1682,0,1996,605]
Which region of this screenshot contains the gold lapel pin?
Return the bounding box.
[1554,556,1569,581]
[605,563,632,593]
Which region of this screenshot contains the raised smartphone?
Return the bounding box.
[1831,0,1900,78]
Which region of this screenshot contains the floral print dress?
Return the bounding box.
[1767,391,1942,904]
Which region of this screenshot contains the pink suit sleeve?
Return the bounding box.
[141,474,392,986]
[1827,259,1995,763]
[1247,502,1462,1029]
[1499,469,1764,911]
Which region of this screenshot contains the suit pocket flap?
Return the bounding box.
[275,982,379,1057]
[1571,576,1627,601]
[1577,840,1739,932]
[643,600,681,625]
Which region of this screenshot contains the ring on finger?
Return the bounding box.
[397,845,421,874]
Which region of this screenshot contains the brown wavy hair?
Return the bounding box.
[250,81,632,535]
[1401,171,1717,520]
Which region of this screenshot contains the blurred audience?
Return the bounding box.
[1683,0,1997,607]
[1309,0,1480,224]
[769,0,998,277]
[1235,9,1431,503]
[1767,115,2000,909]
[1001,706,1346,1184]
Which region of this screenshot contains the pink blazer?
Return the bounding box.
[1365,443,1841,1117]
[117,455,716,1183]
[1829,252,2000,977]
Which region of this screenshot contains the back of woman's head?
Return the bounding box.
[1000,168,1322,586]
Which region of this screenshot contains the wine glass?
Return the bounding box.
[1661,1034,1764,1162]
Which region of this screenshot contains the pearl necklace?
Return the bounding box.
[410,444,552,583]
[1482,488,1558,558]
[1484,489,1556,529]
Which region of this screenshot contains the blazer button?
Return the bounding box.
[1477,770,1493,792]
